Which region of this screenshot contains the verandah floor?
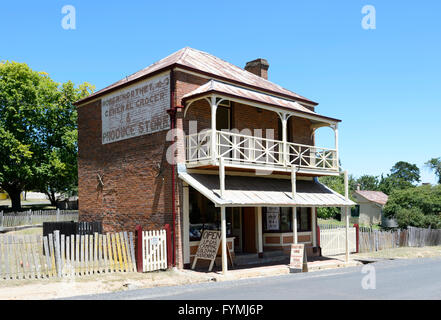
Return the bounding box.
[192,251,361,273]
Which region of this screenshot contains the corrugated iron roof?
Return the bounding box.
[179,173,355,207]
[354,190,388,205]
[183,80,340,123]
[76,47,317,106]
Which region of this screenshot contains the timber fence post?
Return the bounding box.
[135,225,143,272]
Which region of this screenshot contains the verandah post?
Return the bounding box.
[344,170,349,262]
[135,225,143,272]
[292,207,298,244]
[210,95,217,164]
[316,224,321,248]
[221,206,228,274]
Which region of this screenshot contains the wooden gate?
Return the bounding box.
[142,230,167,272]
[320,227,357,256]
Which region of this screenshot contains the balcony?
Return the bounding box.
[185,130,339,175]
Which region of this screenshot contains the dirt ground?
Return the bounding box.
[0,268,219,300]
[352,246,441,260]
[3,226,43,235]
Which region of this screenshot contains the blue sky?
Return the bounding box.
[1,0,440,183]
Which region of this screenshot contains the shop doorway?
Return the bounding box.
[242,207,257,253]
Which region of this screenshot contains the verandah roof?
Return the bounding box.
[179,172,355,207]
[182,80,341,124]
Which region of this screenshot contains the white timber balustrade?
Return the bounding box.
[185,129,338,173]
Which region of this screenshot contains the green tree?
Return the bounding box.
[384,184,441,228]
[390,161,420,183]
[0,61,93,210]
[33,80,93,206]
[425,157,441,184]
[356,174,379,191]
[317,174,356,219]
[379,161,421,194]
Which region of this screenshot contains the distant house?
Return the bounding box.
[351,188,391,226]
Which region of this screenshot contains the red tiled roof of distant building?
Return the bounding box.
[354,190,388,205]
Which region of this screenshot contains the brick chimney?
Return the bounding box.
[244,58,269,80]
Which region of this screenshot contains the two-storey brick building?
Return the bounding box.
[75,47,354,272]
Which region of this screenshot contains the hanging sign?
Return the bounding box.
[266,207,280,231]
[101,72,170,144]
[191,230,222,271]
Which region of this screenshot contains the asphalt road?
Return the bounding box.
[66,258,441,300]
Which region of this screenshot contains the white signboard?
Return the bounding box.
[266,207,280,231]
[289,243,307,273]
[101,72,170,144]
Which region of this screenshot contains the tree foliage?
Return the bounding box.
[378,161,421,195]
[0,61,94,210]
[356,174,380,191]
[426,157,441,184]
[384,185,441,228]
[317,174,357,219]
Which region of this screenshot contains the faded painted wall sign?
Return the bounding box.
[191,230,222,271]
[101,72,170,144]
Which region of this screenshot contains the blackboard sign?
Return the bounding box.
[191,230,221,271]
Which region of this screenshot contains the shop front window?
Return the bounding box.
[263,207,311,233]
[189,187,232,241]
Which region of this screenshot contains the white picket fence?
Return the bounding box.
[0,209,78,228]
[0,230,136,280]
[142,229,167,272]
[320,227,357,256]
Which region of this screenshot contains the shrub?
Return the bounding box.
[384,185,441,228]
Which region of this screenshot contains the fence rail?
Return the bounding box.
[0,209,78,228]
[0,230,136,280]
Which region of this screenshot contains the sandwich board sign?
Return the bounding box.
[289,243,308,273]
[191,230,222,271]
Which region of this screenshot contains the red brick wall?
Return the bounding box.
[77,99,174,233]
[175,71,209,106]
[232,103,280,139]
[290,117,313,145]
